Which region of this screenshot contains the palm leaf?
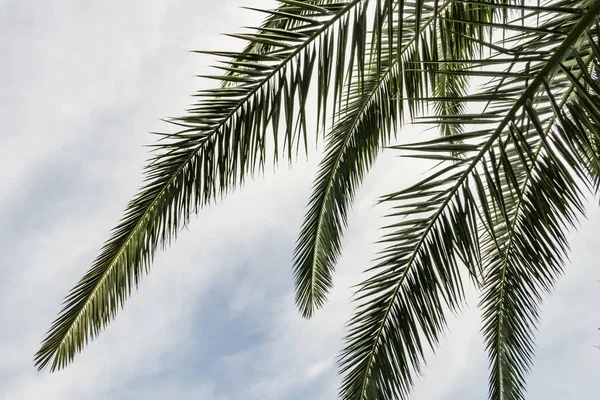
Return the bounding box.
[338,1,600,399]
[478,31,600,400]
[34,0,371,371]
[293,0,498,317]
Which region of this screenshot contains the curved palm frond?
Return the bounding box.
[338,1,600,399]
[478,30,600,399]
[34,0,374,372]
[293,0,422,318]
[293,0,498,317]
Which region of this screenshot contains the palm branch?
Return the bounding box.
[35,0,373,371]
[338,2,600,399]
[293,0,500,317]
[37,1,600,400]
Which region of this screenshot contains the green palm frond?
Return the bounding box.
[293,0,499,317]
[35,0,375,371]
[293,0,418,318]
[339,1,600,399]
[478,31,600,399]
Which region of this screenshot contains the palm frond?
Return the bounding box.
[478,31,600,400]
[293,0,497,317]
[293,0,418,318]
[34,0,370,372]
[338,1,600,399]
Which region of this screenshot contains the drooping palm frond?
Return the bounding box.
[293,0,420,318]
[34,0,384,371]
[292,0,499,317]
[339,1,600,399]
[477,29,600,399]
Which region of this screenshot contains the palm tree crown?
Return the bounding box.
[36,0,600,399]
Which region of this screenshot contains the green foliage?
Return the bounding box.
[37,0,600,399]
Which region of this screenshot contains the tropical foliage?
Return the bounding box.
[37,0,600,399]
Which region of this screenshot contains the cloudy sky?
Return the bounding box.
[1,1,599,399]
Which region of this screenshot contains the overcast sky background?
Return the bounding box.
[1,1,599,399]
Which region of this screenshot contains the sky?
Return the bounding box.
[0,1,598,399]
